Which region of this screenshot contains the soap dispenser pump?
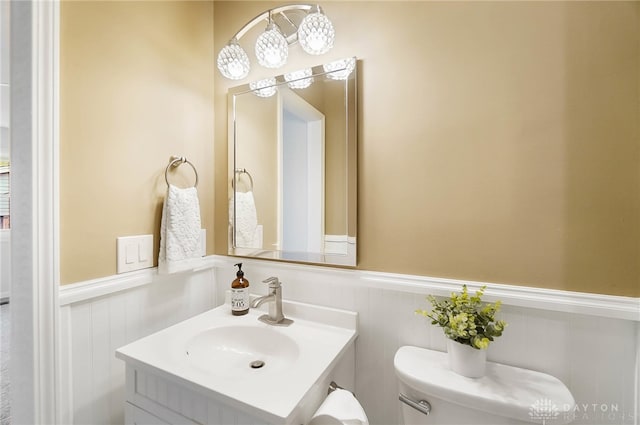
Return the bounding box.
[231,263,250,316]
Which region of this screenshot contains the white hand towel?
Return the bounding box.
[158,184,202,274]
[229,191,262,249]
[309,389,369,425]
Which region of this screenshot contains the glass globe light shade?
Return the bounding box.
[284,68,314,89]
[298,10,335,55]
[250,77,277,98]
[323,57,356,80]
[217,40,250,80]
[255,23,288,69]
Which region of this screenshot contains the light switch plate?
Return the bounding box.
[117,235,153,274]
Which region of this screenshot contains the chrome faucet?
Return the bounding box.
[250,277,293,326]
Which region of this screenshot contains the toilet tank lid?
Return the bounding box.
[394,346,576,425]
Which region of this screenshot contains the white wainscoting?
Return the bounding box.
[60,256,638,425]
[59,267,217,425]
[212,257,639,425]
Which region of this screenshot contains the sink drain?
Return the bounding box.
[250,360,265,369]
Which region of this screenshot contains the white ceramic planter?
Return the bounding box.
[446,339,487,378]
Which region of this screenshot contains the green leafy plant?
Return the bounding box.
[416,285,507,350]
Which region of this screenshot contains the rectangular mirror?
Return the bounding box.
[228,57,357,266]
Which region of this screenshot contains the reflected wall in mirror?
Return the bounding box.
[229,57,357,266]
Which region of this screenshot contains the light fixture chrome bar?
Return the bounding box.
[278,11,298,32]
[231,4,315,42]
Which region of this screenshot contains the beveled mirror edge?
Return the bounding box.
[228,57,358,268]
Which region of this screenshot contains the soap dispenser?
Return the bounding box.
[231,263,250,316]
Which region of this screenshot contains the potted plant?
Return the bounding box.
[416,284,507,378]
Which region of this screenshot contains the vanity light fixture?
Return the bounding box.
[255,11,289,69]
[217,4,336,80]
[217,39,251,80]
[297,5,335,55]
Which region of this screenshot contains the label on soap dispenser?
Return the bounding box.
[231,288,249,312]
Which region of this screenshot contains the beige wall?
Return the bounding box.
[322,80,349,236]
[233,91,278,249]
[60,1,215,284]
[57,1,639,296]
[214,2,639,297]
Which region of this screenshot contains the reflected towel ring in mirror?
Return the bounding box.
[232,168,254,192]
[165,156,199,188]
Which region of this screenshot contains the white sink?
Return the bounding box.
[116,296,358,424]
[184,325,300,378]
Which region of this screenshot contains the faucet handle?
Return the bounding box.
[262,276,281,288]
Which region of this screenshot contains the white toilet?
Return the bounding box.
[394,346,576,425]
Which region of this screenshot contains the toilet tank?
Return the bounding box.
[394,346,575,425]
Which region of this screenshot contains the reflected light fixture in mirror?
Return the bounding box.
[249,78,278,98]
[248,59,354,98]
[285,68,314,89]
[217,4,336,80]
[323,57,356,80]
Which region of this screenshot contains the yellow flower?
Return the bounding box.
[449,313,471,336]
[472,337,490,349]
[417,284,507,350]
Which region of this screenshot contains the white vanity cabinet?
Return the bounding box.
[125,402,169,425]
[117,300,358,425]
[123,365,268,424]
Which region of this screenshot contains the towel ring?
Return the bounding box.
[165,156,198,188]
[232,168,254,191]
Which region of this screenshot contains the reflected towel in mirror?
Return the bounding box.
[230,191,263,249]
[158,184,202,274]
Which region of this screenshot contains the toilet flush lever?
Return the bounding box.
[399,393,431,416]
